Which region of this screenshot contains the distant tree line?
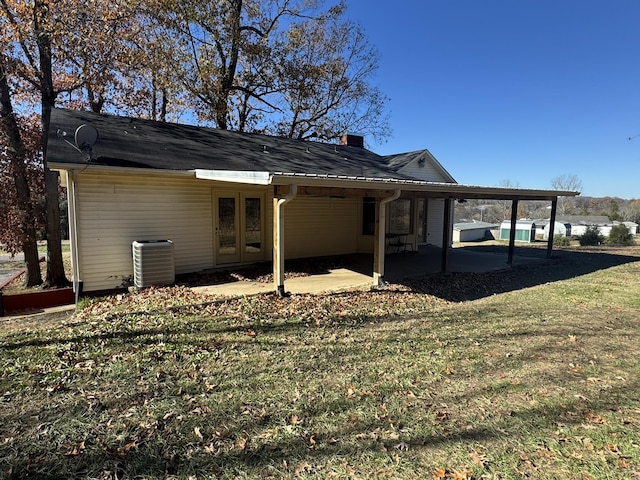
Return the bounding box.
[455,196,640,224]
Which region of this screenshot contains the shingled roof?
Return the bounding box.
[47,109,420,181]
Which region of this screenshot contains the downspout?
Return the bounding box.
[373,189,402,286]
[66,170,82,305]
[273,184,297,297]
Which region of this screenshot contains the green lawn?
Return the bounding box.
[1,247,639,479]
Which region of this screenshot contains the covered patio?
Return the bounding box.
[193,243,550,297]
[268,178,577,296]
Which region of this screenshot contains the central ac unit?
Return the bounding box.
[132,240,175,288]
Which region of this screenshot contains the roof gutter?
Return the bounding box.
[268,173,579,199]
[49,163,195,177]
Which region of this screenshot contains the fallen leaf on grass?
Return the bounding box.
[433,467,447,479]
[451,469,473,480]
[585,412,607,424]
[65,440,85,456]
[470,450,487,467]
[294,462,312,475]
[236,436,248,451]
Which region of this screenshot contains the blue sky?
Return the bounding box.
[345,0,640,199]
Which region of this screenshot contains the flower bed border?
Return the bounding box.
[0,288,74,316]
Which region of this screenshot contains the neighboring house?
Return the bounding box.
[556,215,609,237]
[452,221,498,242]
[47,109,578,296]
[623,221,638,236]
[598,221,639,238]
[535,216,638,239]
[556,215,638,237]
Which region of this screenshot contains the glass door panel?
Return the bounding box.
[245,197,262,253]
[216,195,240,263]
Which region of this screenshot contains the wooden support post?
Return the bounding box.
[273,196,283,296]
[507,199,519,265]
[273,185,297,296]
[373,200,383,286]
[547,198,558,259]
[373,190,401,286]
[440,198,452,273]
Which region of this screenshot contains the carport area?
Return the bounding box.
[194,243,548,297]
[383,244,547,281]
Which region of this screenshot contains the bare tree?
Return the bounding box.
[269,8,390,142]
[153,0,390,140]
[551,174,583,215]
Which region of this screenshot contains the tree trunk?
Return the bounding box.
[35,0,70,288]
[0,59,43,286]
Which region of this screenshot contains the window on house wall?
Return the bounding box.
[389,199,412,234]
[362,197,376,235]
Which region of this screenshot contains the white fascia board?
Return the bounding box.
[194,169,271,185]
[271,174,578,198]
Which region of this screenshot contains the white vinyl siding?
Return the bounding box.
[283,196,359,258]
[75,172,214,292]
[398,162,447,182]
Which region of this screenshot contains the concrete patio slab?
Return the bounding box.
[194,267,372,297]
[191,245,548,298]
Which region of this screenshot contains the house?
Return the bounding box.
[452,221,498,242]
[623,221,638,236]
[556,215,610,237]
[46,109,579,297]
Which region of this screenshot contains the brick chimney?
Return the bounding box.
[340,134,364,148]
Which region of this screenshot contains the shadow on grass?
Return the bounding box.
[2,356,637,479]
[392,246,640,302]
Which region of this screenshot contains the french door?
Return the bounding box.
[215,193,264,264]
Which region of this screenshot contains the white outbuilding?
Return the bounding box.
[543,221,571,240]
[453,221,498,242]
[499,220,536,243]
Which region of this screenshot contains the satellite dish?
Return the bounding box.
[74,124,98,151]
[56,123,98,160]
